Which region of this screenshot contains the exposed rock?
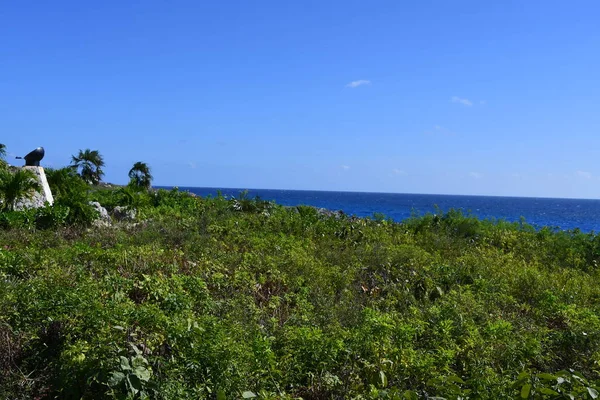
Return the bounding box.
[316,208,346,218]
[89,201,111,227]
[14,191,48,210]
[111,206,137,222]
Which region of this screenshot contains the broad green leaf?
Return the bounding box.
[216,389,226,400]
[242,391,257,398]
[128,374,142,393]
[588,387,599,399]
[447,375,466,384]
[134,366,151,382]
[517,371,529,381]
[120,356,131,371]
[107,371,125,387]
[521,383,531,399]
[537,373,557,381]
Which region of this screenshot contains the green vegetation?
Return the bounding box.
[0,144,599,398]
[0,143,7,167]
[0,168,40,211]
[128,162,153,190]
[71,149,106,185]
[1,187,600,399]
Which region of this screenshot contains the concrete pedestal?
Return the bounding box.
[14,166,54,210]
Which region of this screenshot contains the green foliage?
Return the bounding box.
[0,168,40,211]
[229,190,274,214]
[0,143,7,169]
[513,370,600,399]
[1,193,600,398]
[128,161,153,190]
[46,166,98,226]
[106,345,154,399]
[71,148,105,185]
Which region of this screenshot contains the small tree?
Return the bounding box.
[0,169,40,211]
[71,149,105,185]
[0,144,7,169]
[128,161,153,190]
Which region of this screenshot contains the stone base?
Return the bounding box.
[14,166,54,210]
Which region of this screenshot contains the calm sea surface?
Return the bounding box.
[162,187,600,232]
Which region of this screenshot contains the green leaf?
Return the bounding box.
[134,366,151,382]
[120,356,131,371]
[521,383,531,399]
[107,371,125,387]
[128,374,142,393]
[514,372,530,388]
[537,373,557,381]
[379,370,388,388]
[588,387,599,399]
[216,389,226,400]
[242,391,257,399]
[131,354,148,368]
[427,378,443,387]
[403,391,419,400]
[447,375,466,384]
[517,372,529,381]
[130,343,142,355]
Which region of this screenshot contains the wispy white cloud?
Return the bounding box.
[451,96,473,106]
[469,172,483,179]
[346,80,371,88]
[341,165,351,170]
[577,170,592,179]
[392,168,407,176]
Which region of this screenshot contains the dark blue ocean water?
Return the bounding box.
[164,187,600,232]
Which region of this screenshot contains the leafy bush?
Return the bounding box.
[0,191,600,398]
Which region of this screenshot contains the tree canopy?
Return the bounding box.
[128,161,153,189]
[71,149,105,185]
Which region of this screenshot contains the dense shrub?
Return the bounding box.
[0,190,599,398]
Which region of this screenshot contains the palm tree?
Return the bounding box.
[128,161,153,190]
[71,149,105,185]
[0,144,7,169]
[0,169,40,211]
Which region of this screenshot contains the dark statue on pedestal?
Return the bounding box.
[16,147,45,166]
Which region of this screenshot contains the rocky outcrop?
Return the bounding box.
[89,201,111,227]
[111,206,136,222]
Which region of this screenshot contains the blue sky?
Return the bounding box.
[2,1,599,198]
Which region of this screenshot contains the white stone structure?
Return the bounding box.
[14,166,54,210]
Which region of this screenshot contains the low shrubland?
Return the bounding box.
[1,187,600,399]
